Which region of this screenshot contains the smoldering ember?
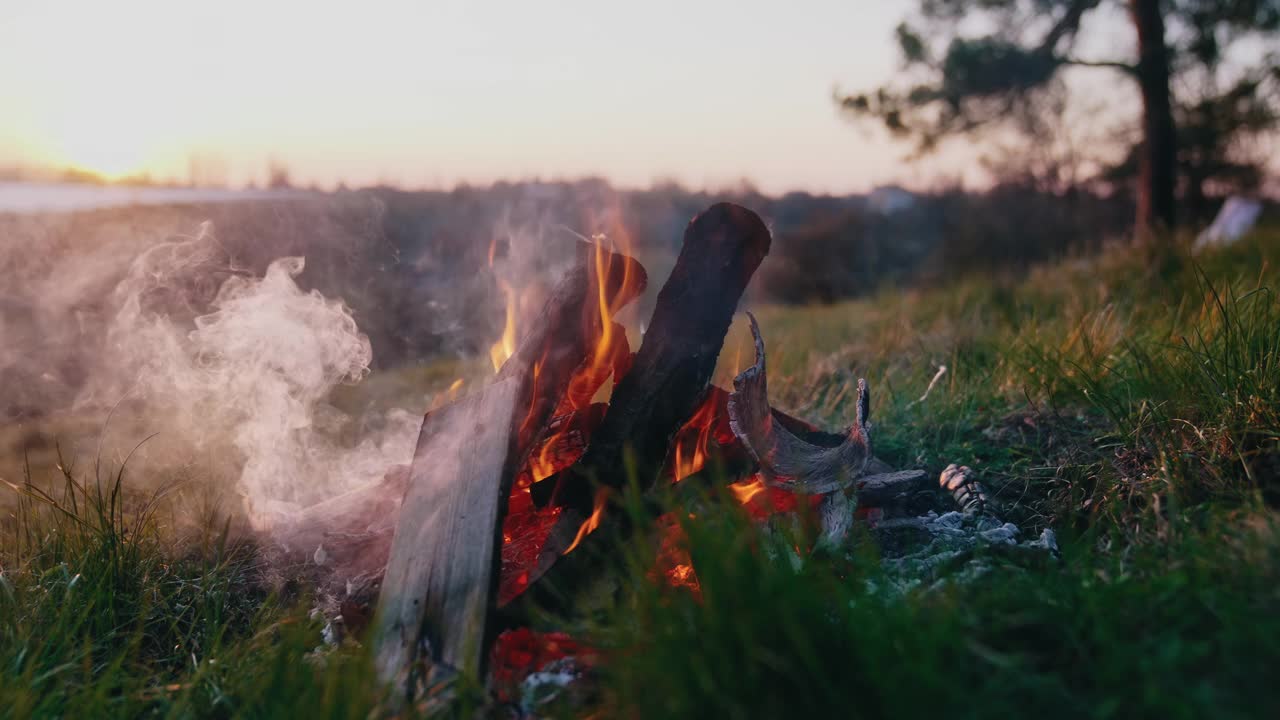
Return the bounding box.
[258,203,1058,711]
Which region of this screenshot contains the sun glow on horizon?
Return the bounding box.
[0,0,988,193]
[3,1,217,182]
[44,115,176,181]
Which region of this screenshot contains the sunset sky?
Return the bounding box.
[0,0,1107,193]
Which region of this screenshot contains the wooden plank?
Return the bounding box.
[373,376,520,694]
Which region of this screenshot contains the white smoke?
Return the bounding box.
[86,222,419,528]
[1,185,646,533]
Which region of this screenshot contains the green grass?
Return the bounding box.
[595,506,1280,720]
[0,457,390,719]
[739,231,1280,533]
[595,229,1280,718]
[4,229,1280,717]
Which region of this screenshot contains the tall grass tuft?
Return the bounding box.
[0,451,392,718]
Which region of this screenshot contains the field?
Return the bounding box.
[2,222,1279,718]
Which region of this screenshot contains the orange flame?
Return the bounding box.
[728,476,766,505]
[528,409,567,483]
[667,563,699,590]
[564,488,608,554]
[653,512,702,595]
[671,392,723,481]
[515,359,544,448]
[560,235,642,410]
[529,442,558,484]
[498,223,646,604]
[489,278,518,372]
[589,237,623,368]
[428,377,468,411]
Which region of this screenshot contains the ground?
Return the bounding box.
[2,228,1278,718]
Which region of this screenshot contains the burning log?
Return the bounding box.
[529,203,771,576]
[348,201,939,696]
[373,376,521,694]
[494,240,643,604]
[725,312,882,547]
[499,404,607,604]
[515,284,933,612]
[372,240,646,697]
[273,240,645,580]
[498,243,646,457]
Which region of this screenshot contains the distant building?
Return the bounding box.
[867,185,917,215]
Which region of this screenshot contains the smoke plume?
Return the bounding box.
[82,223,419,527]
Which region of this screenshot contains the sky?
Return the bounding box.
[1,0,1026,193]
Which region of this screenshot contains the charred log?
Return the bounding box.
[372,240,645,699]
[528,203,771,578]
[727,312,873,494]
[856,469,930,504]
[499,243,646,460]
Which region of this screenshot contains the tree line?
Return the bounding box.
[840,0,1279,236]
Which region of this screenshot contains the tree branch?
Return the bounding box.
[1061,57,1137,75]
[1039,0,1103,52]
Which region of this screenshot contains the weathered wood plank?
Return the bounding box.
[727,312,873,494]
[373,376,520,695]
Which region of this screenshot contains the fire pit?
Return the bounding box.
[272,203,932,706]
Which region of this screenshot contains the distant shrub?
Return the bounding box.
[757,183,1132,304]
[925,183,1131,275]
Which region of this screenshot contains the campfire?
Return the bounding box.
[272,203,929,706]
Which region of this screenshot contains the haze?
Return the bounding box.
[0,0,991,193]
